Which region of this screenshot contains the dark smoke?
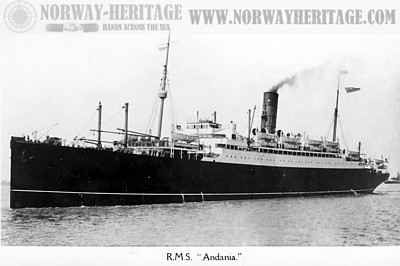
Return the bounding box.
[268,62,333,93]
[268,75,297,93]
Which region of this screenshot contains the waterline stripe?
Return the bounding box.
[11,188,374,196]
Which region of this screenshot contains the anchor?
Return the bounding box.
[181,193,185,203]
[350,189,359,196]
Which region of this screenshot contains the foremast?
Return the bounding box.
[96,101,102,149]
[156,32,171,139]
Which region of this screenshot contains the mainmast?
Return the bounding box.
[332,85,339,142]
[97,101,102,149]
[156,32,171,139]
[332,71,347,142]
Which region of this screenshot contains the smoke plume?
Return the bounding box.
[268,62,334,93]
[268,75,297,92]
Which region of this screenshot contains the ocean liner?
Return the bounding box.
[9,35,389,208]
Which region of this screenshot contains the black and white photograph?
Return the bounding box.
[1,0,400,265]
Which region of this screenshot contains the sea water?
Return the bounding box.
[2,183,400,246]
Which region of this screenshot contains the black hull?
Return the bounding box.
[10,139,388,208]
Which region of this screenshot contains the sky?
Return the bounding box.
[1,31,400,179]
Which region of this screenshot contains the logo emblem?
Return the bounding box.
[3,0,36,33]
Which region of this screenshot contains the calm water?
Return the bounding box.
[1,183,400,246]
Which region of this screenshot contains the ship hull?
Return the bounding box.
[10,138,388,208]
